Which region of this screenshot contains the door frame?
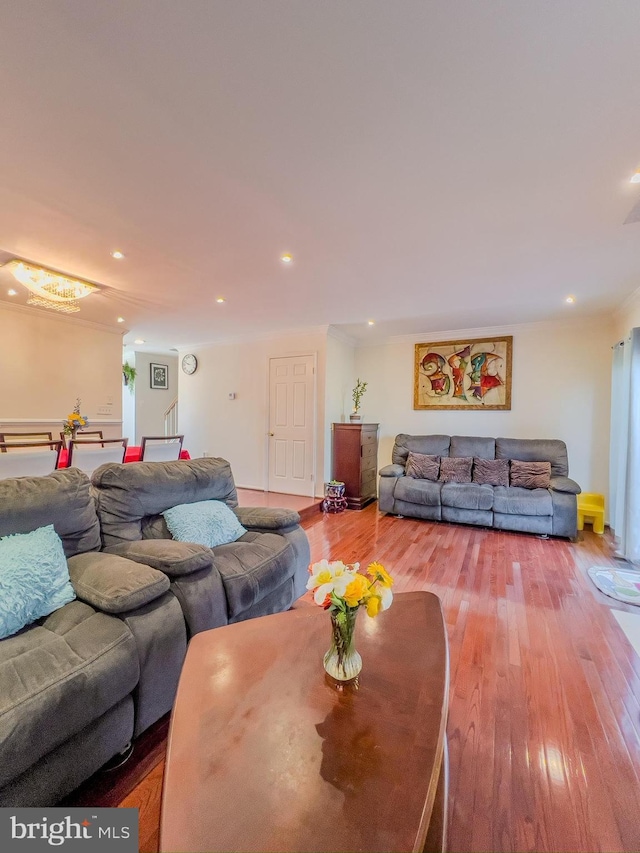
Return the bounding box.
[264,351,318,497]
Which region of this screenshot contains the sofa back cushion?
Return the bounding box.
[92,457,239,547]
[496,438,568,477]
[392,434,450,465]
[0,468,101,557]
[450,436,495,460]
[405,452,440,481]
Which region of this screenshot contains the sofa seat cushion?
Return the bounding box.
[211,532,295,617]
[493,486,553,516]
[441,483,494,511]
[394,478,442,507]
[0,600,138,788]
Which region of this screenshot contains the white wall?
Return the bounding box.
[613,287,640,343]
[0,303,123,434]
[355,317,614,496]
[324,330,357,482]
[133,352,178,444]
[179,330,327,492]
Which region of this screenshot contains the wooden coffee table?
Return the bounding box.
[160,591,449,853]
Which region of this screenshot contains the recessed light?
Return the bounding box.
[280,253,293,264]
[117,316,125,323]
[111,250,125,259]
[216,297,226,304]
[367,320,375,326]
[565,296,575,304]
[631,170,640,184]
[7,289,17,296]
[134,338,145,345]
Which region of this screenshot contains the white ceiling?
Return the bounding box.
[0,0,639,348]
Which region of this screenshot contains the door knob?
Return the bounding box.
[268,432,274,437]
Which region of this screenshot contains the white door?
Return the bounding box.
[268,355,316,496]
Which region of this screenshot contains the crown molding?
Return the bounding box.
[0,418,123,425]
[614,283,640,318]
[0,300,126,336]
[327,325,358,347]
[354,313,613,348]
[177,325,330,351]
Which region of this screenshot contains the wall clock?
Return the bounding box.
[181,354,198,375]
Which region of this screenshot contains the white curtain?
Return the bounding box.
[610,327,640,563]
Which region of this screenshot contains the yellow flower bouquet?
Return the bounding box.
[62,397,89,437]
[306,559,394,683]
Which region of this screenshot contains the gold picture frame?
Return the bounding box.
[414,336,512,410]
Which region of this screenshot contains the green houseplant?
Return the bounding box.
[350,378,367,422]
[122,363,137,392]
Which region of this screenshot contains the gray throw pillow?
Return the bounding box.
[438,456,473,484]
[473,458,509,487]
[405,452,440,481]
[510,460,551,489]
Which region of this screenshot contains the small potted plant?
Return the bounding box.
[350,378,367,422]
[122,363,137,392]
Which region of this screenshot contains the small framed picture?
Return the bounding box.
[150,362,169,390]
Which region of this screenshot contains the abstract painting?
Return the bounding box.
[414,336,512,410]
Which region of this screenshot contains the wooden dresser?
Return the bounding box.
[332,423,379,509]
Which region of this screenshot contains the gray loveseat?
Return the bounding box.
[0,457,311,807]
[0,468,187,807]
[91,456,311,635]
[379,434,581,538]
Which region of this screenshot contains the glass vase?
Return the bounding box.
[323,607,362,684]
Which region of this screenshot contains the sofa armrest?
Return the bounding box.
[549,476,581,495]
[67,552,170,614]
[104,540,213,577]
[234,507,300,531]
[379,464,405,478]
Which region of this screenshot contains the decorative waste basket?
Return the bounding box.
[322,481,348,513]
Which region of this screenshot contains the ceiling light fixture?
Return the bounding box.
[216,297,226,303]
[280,253,293,264]
[7,289,17,296]
[117,316,125,323]
[368,320,375,326]
[631,170,640,184]
[3,259,99,314]
[111,250,125,259]
[134,339,145,345]
[565,296,575,304]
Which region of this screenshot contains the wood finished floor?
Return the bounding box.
[67,507,640,852]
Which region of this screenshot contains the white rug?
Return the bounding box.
[612,610,640,659]
[588,565,640,604]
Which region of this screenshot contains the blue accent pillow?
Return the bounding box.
[0,524,76,640]
[162,500,247,548]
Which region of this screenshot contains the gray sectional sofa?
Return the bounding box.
[0,457,310,806]
[379,434,581,538]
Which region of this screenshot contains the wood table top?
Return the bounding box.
[160,591,449,853]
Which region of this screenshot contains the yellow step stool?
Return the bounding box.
[577,493,605,535]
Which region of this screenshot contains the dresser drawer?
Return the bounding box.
[361,468,377,493]
[361,443,377,463]
[361,430,377,449]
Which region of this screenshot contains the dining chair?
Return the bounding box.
[0,431,54,450]
[60,429,104,446]
[68,438,128,477]
[0,441,62,478]
[140,435,184,462]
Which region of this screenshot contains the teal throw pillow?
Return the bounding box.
[162,500,247,548]
[0,524,76,640]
